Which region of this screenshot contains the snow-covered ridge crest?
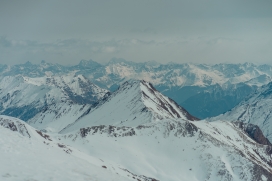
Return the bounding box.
[60,80,198,133]
[139,80,198,121]
[105,79,198,121]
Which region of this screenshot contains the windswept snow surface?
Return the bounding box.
[61,80,198,133]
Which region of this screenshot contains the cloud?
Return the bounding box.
[1,35,272,65]
[0,36,12,47]
[1,1,272,65]
[129,28,157,35]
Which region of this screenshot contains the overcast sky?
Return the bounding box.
[1,0,272,65]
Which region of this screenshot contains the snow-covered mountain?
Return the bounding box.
[2,114,272,181]
[2,60,272,88]
[0,73,108,132]
[207,82,272,142]
[75,60,272,118]
[61,119,272,181]
[0,115,152,181]
[3,60,272,180]
[1,60,272,118]
[60,80,198,133]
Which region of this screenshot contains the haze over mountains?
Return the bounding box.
[2,60,272,180]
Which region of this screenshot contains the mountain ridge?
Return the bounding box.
[60,80,198,133]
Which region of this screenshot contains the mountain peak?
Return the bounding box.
[106,79,199,122]
[23,61,33,66]
[78,59,101,69]
[108,58,136,66]
[138,80,199,121]
[61,79,198,133]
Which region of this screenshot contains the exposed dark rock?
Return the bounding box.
[0,120,17,131]
[234,121,272,146]
[252,164,272,181]
[36,130,52,141]
[57,143,66,148]
[0,117,30,138]
[80,125,137,138]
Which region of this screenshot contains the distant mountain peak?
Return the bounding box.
[144,60,159,66]
[78,59,101,68]
[23,61,33,66]
[107,58,136,66]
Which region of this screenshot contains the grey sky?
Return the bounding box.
[1,0,272,65]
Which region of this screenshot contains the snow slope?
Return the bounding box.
[2,114,272,180]
[61,80,198,133]
[0,115,158,181]
[58,118,272,181]
[207,82,272,142]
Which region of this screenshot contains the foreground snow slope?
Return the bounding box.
[0,115,158,181]
[61,80,198,133]
[208,82,272,142]
[2,113,272,181]
[59,118,272,181]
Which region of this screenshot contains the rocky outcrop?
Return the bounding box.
[0,117,30,138]
[234,121,272,146]
[80,125,136,138]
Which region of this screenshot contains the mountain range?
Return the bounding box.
[2,60,272,180]
[1,59,272,118]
